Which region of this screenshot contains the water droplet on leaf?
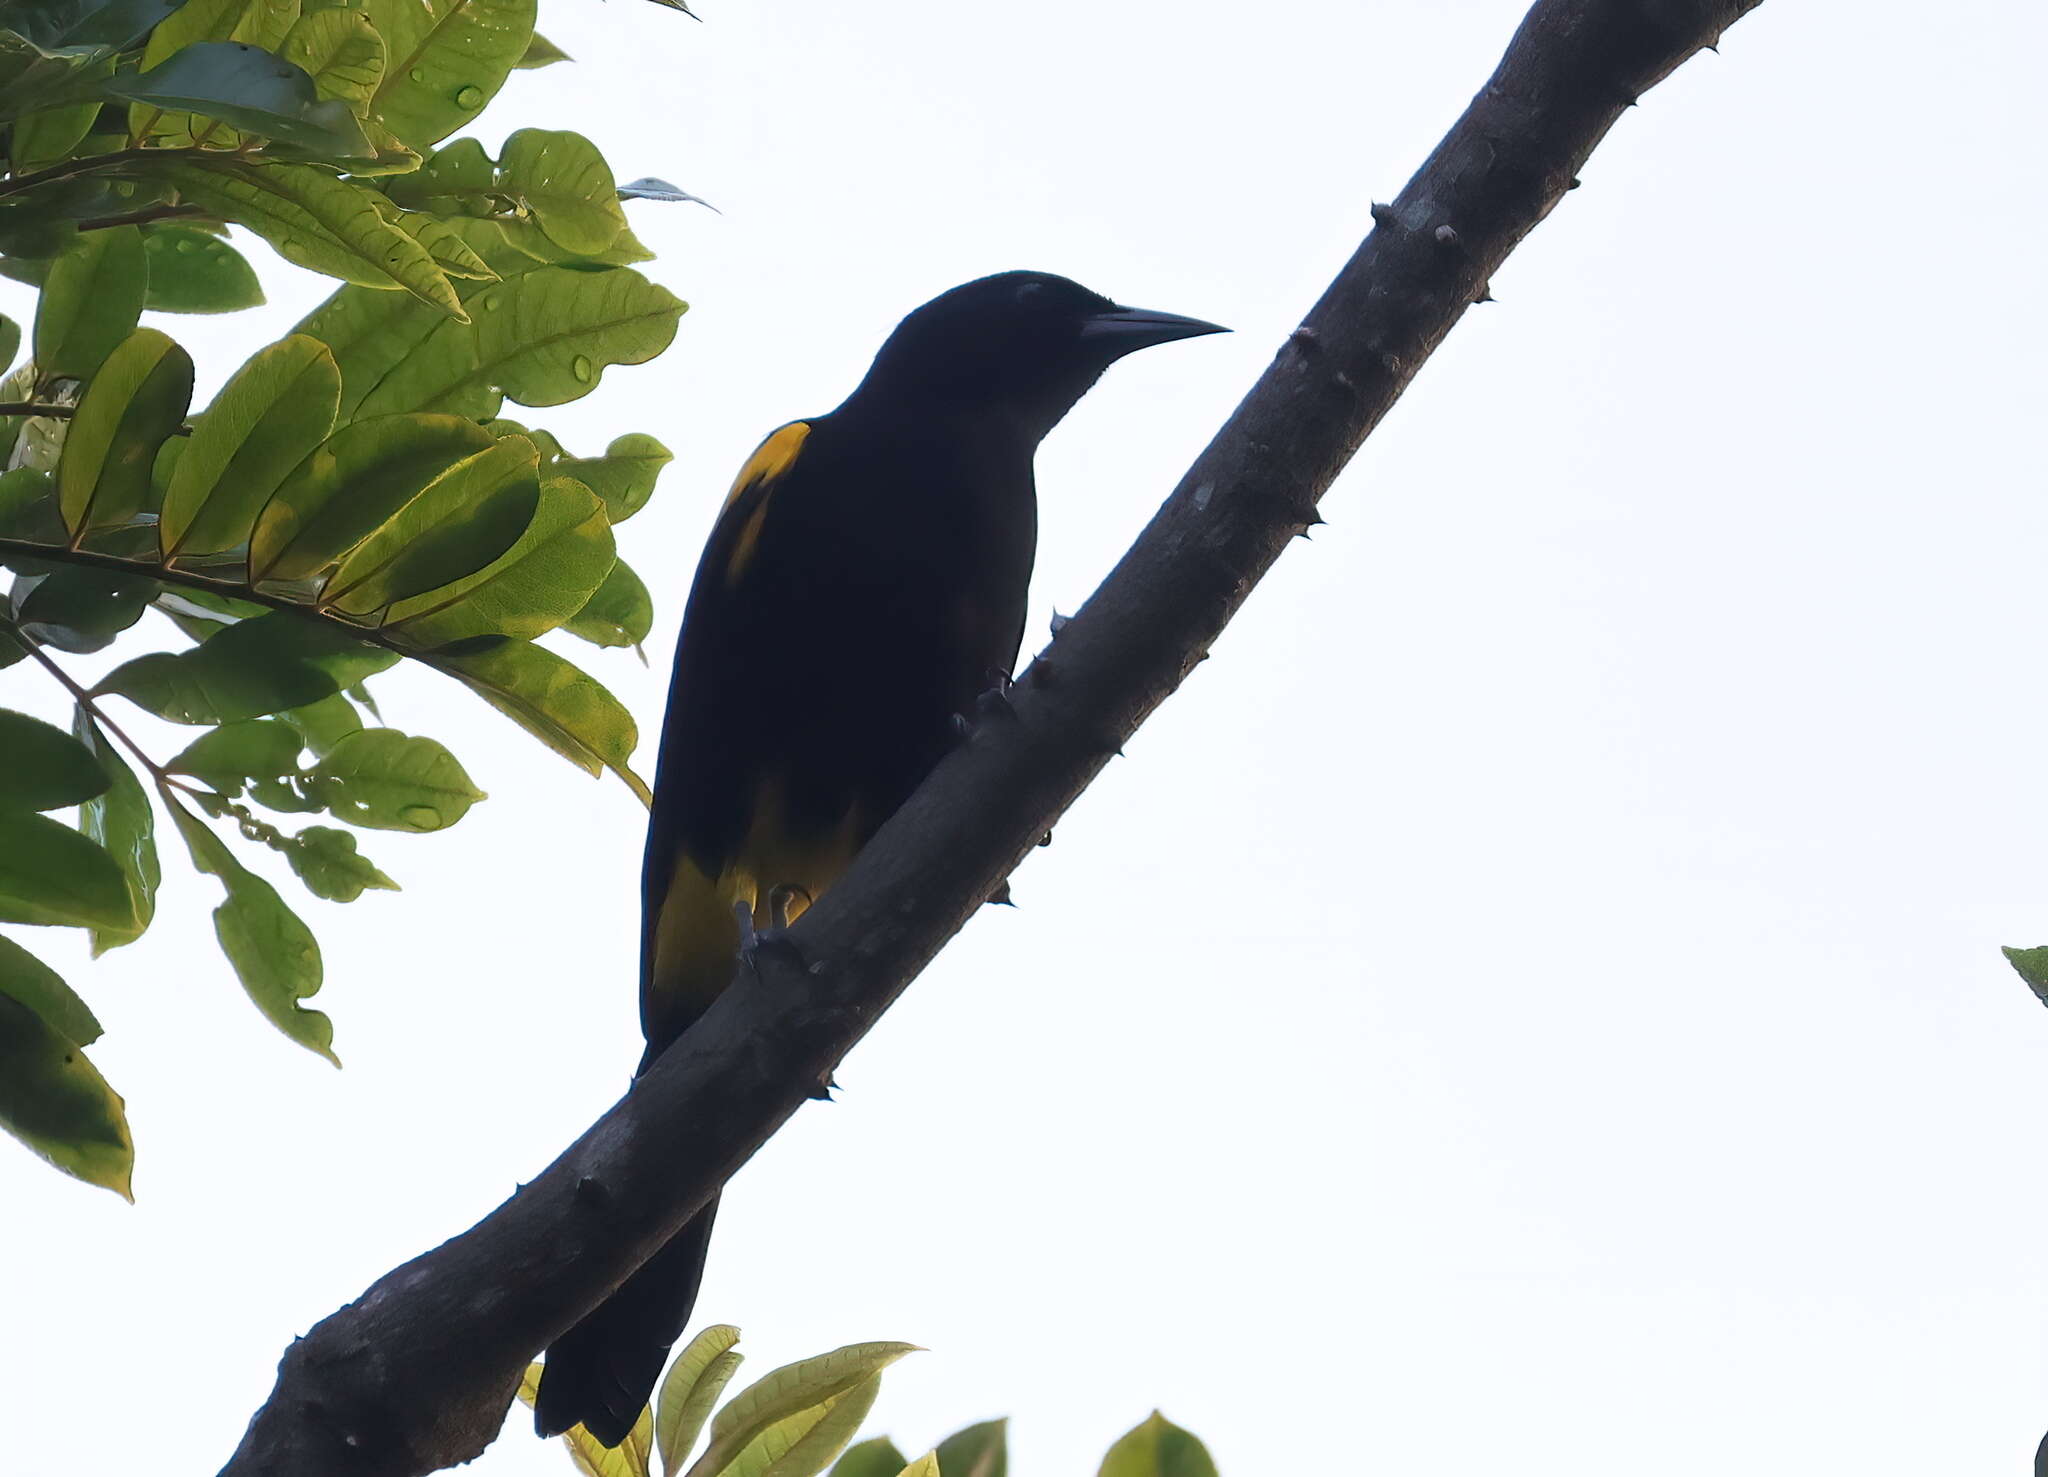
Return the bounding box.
[570,355,594,383]
[408,68,425,83]
[399,805,441,830]
[455,85,484,109]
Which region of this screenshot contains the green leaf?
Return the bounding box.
[380,135,500,217]
[827,1440,909,1477]
[168,801,336,1062]
[33,226,146,381]
[431,265,684,410]
[386,210,499,283]
[564,556,652,649]
[104,42,373,157]
[0,960,132,1199]
[250,412,494,583]
[73,712,157,953]
[282,823,396,901]
[516,31,569,68]
[690,1344,917,1477]
[0,708,108,811]
[560,432,673,523]
[497,128,628,255]
[0,33,107,126]
[387,474,611,644]
[892,1454,941,1477]
[162,334,340,560]
[159,159,467,320]
[2003,945,2048,1006]
[166,719,304,798]
[1,0,182,51]
[689,1370,884,1477]
[0,313,18,376]
[11,53,112,171]
[933,1421,1006,1477]
[0,810,134,929]
[14,569,155,653]
[1097,1414,1217,1477]
[96,611,399,724]
[277,691,361,756]
[141,225,266,315]
[56,328,195,539]
[281,6,386,113]
[429,637,646,799]
[363,0,535,149]
[323,434,540,614]
[128,0,307,143]
[291,280,462,423]
[0,930,101,1046]
[656,1325,744,1477]
[300,727,483,831]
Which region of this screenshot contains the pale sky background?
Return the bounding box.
[4,2,2047,1473]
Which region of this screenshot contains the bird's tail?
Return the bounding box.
[533,1198,722,1446]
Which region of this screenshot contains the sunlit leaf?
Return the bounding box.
[893,1454,941,1477]
[688,1370,884,1477]
[616,177,717,209]
[282,823,396,901]
[73,712,157,953]
[387,474,610,643]
[141,225,266,315]
[323,434,540,614]
[291,281,456,423]
[559,432,672,522]
[159,159,467,320]
[1096,1414,1217,1477]
[396,265,682,415]
[56,328,195,539]
[656,1325,743,1477]
[301,727,483,831]
[0,948,131,1199]
[0,708,108,811]
[564,556,651,649]
[168,801,336,1062]
[429,637,646,800]
[363,0,535,150]
[33,226,145,380]
[497,128,628,255]
[96,611,399,724]
[281,5,386,113]
[0,809,134,929]
[690,1344,917,1477]
[250,412,493,583]
[163,335,341,560]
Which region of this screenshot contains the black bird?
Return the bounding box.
[533,271,1225,1446]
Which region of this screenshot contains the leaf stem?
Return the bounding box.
[75,203,214,233]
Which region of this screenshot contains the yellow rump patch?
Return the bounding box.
[721,420,810,587]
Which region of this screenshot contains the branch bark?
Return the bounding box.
[218,3,1766,1471]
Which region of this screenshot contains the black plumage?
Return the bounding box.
[534,270,1223,1446]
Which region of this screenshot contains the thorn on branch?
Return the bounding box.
[1369,201,1398,227]
[574,1176,611,1210]
[974,683,1018,722]
[1567,176,1582,190]
[987,879,1015,907]
[1048,610,1070,636]
[1474,282,1496,304]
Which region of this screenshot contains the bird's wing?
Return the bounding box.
[638,420,815,1058]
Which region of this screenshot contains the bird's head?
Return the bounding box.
[849,270,1226,441]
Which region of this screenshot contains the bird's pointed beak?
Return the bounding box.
[1078,305,1230,354]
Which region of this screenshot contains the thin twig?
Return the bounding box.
[0,404,195,436]
[0,607,191,790]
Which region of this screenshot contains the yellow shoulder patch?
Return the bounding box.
[721,420,810,587]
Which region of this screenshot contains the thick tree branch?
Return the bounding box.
[218,3,1766,1472]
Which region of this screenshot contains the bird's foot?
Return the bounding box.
[735,894,806,976]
